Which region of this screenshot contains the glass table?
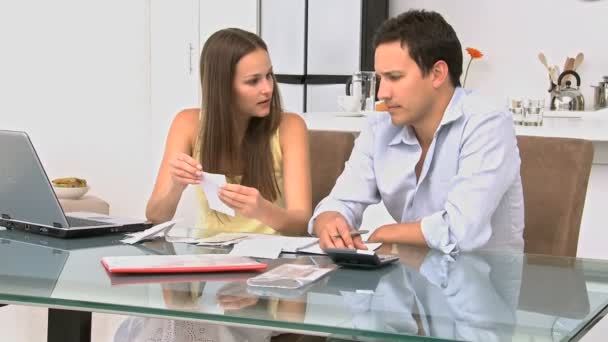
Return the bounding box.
[1,228,608,342]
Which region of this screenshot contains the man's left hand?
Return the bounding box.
[367,226,387,243]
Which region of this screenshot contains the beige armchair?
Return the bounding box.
[308,130,355,209]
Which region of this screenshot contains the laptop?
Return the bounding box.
[0,130,153,238]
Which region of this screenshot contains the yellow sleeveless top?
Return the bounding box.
[193,125,285,238]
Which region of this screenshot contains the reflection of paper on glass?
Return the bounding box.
[200,172,235,217]
[197,233,257,246]
[121,219,179,245]
[247,264,333,289]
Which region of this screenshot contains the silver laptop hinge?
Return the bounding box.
[52,222,64,228]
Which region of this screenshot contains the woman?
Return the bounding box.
[115,28,314,342]
[146,28,311,237]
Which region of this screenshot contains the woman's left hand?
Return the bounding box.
[219,184,268,219]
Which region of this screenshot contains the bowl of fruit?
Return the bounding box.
[52,177,89,199]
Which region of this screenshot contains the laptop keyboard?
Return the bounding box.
[66,216,110,227]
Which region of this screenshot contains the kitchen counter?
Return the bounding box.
[302,108,608,141]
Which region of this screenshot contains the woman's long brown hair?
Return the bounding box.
[199,28,282,201]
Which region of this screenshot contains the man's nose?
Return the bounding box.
[377,79,390,101]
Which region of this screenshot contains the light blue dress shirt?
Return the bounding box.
[309,88,524,253]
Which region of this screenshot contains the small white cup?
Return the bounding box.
[338,95,362,112]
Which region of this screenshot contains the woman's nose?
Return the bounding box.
[261,78,273,94]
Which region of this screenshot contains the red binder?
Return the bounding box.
[101,254,267,274]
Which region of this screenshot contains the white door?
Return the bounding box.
[149,0,200,224]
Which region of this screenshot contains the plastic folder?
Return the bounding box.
[101,254,267,274]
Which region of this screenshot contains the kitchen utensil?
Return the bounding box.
[563,57,576,86]
[550,70,585,111]
[538,52,550,71]
[591,76,608,110]
[573,52,584,70]
[549,65,560,88]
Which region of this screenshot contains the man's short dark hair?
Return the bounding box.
[373,10,463,87]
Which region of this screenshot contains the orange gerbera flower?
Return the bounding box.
[463,47,484,88]
[466,47,483,59]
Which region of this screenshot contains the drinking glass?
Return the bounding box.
[508,98,524,125]
[523,98,544,126]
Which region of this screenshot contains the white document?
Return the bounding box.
[200,172,235,217]
[298,242,382,255]
[228,237,283,259]
[121,220,179,245]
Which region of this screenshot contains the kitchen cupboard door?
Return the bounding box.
[307,0,362,76]
[150,0,200,121]
[260,0,306,76]
[200,0,258,44]
[279,84,305,114]
[150,0,200,224]
[306,84,345,113]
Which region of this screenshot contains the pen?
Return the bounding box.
[331,229,369,238]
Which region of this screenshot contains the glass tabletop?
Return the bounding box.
[1,228,608,342]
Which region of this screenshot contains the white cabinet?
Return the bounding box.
[260,0,387,113]
[307,0,362,75]
[149,0,260,165]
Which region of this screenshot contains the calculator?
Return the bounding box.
[325,248,399,269]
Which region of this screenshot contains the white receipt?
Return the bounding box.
[200,172,235,217]
[121,220,179,244]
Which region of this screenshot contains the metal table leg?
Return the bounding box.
[48,308,91,342]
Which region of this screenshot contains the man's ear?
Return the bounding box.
[430,60,449,88]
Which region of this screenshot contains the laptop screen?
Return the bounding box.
[0,130,69,228]
[0,238,69,297]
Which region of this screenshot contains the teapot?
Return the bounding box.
[550,70,585,111]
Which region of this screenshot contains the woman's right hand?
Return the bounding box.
[168,152,203,190]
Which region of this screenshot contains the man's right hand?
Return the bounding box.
[313,212,367,250]
[168,152,203,190]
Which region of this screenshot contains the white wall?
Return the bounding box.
[0,0,153,218]
[389,0,608,109]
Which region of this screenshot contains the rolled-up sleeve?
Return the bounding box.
[308,117,383,234]
[420,111,520,252]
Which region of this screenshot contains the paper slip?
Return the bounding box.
[197,233,257,246]
[200,172,235,217]
[121,220,179,245]
[229,237,283,259]
[165,236,199,244]
[277,236,319,253]
[298,242,382,255]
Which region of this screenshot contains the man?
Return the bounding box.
[310,10,524,253]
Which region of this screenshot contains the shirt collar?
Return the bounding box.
[388,87,467,147]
